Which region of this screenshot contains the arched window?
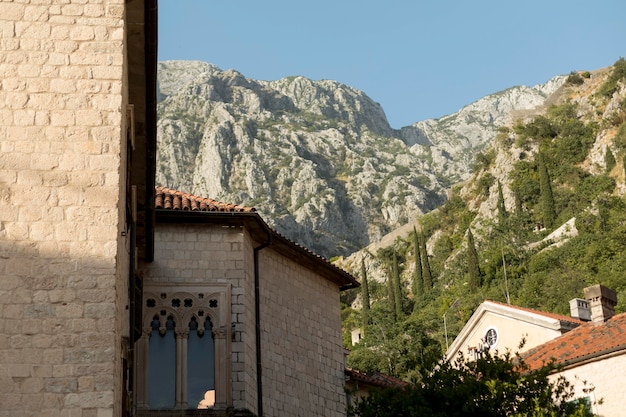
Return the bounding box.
[136,290,229,411]
[147,315,176,409]
[187,315,214,408]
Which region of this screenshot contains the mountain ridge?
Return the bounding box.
[156,60,568,258]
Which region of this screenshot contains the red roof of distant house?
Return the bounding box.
[486,300,584,327]
[155,186,256,213]
[345,368,409,389]
[523,312,626,370]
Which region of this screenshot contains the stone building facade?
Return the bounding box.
[136,187,358,416]
[1,1,156,416]
[1,2,358,416]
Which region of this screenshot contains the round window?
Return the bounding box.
[484,328,498,348]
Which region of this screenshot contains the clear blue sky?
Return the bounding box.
[158,0,626,129]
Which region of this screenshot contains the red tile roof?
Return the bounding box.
[523,312,626,370]
[486,300,584,327]
[155,186,256,213]
[345,368,409,389]
[153,186,360,290]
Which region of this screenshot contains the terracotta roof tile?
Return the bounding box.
[153,186,360,289]
[155,186,256,213]
[523,312,626,370]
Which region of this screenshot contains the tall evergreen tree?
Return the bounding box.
[386,270,396,322]
[378,247,397,322]
[538,153,557,229]
[497,181,507,226]
[419,233,433,291]
[605,147,616,172]
[412,227,423,307]
[467,228,482,291]
[360,258,370,329]
[392,251,403,320]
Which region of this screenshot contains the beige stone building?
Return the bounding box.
[445,300,583,362]
[135,187,358,416]
[0,2,358,416]
[448,285,626,416]
[523,286,626,417]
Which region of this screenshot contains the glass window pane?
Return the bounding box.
[148,316,176,409]
[187,317,214,408]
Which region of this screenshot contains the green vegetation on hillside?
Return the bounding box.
[342,58,626,382]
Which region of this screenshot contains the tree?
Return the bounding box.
[347,348,594,417]
[378,247,398,322]
[538,153,557,229]
[419,232,433,291]
[392,251,404,320]
[361,258,371,329]
[467,229,481,291]
[497,180,507,226]
[412,227,423,307]
[605,147,616,172]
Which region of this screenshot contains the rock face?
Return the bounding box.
[156,60,566,258]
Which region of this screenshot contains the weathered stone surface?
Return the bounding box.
[156,60,566,258]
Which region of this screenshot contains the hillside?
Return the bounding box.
[337,59,626,380]
[156,60,565,258]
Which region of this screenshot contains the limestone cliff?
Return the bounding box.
[156,60,566,258]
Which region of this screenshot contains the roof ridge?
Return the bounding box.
[155,186,256,213]
[523,312,626,370]
[485,300,583,325]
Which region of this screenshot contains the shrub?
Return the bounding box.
[567,71,584,85]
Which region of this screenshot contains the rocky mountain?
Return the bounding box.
[156,60,567,258]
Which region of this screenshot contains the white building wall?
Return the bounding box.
[553,354,626,417]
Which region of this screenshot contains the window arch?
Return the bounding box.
[135,288,230,411]
[147,315,176,409]
[187,315,214,408]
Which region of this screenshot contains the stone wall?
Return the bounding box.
[142,222,346,416]
[258,250,346,417]
[140,223,248,410]
[0,1,129,416]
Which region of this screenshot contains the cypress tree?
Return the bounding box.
[605,147,616,172]
[538,153,557,229]
[360,258,370,329]
[392,251,403,320]
[467,229,481,291]
[412,227,423,306]
[386,269,396,322]
[420,233,433,291]
[497,181,507,225]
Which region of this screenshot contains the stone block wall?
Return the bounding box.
[141,223,250,410]
[258,250,346,417]
[0,1,129,416]
[142,222,346,416]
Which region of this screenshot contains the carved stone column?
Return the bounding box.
[135,327,152,410]
[213,326,230,407]
[175,329,189,409]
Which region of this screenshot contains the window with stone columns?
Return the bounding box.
[135,286,231,410]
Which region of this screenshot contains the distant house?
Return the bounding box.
[523,285,626,417]
[445,299,582,362]
[447,285,626,416]
[134,187,359,416]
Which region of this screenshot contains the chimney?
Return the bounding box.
[583,284,617,323]
[569,298,591,321]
